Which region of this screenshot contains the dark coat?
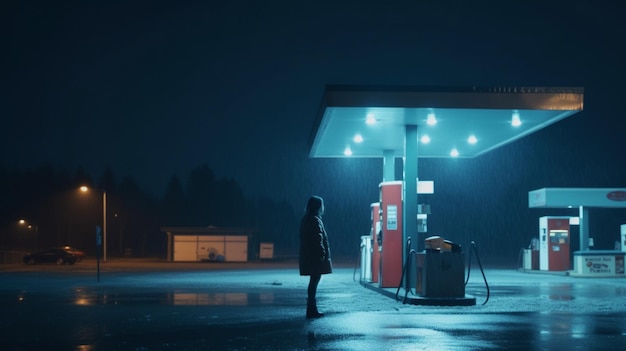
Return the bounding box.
[299,213,332,276]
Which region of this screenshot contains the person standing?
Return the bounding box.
[299,195,333,319]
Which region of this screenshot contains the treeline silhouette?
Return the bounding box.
[0,163,299,258]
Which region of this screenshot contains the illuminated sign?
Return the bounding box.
[387,205,397,230]
[607,191,626,201]
[580,255,625,275]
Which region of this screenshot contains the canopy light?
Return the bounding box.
[420,135,431,144]
[426,113,437,126]
[353,134,363,143]
[511,111,522,127]
[365,113,376,125]
[344,146,353,156]
[468,135,477,144]
[450,148,459,157]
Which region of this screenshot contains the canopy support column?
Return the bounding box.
[383,149,395,181]
[579,206,590,251]
[403,124,418,289]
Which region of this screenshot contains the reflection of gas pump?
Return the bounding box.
[539,216,570,271]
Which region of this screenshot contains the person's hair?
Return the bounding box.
[305,196,324,215]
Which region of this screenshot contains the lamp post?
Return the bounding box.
[80,186,107,262]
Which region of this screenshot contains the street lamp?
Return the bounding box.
[80,186,107,262]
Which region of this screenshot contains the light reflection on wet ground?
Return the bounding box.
[2,263,626,350]
[16,289,278,307]
[69,290,275,306]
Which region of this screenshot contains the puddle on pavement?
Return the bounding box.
[168,291,275,305]
[548,294,575,301]
[65,289,276,306]
[12,288,280,306]
[479,282,626,301]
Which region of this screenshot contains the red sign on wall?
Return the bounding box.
[607,191,626,201]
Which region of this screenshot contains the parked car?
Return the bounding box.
[62,246,85,261]
[23,248,78,265]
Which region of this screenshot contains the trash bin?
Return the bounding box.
[259,243,274,259]
[416,251,465,298]
[523,249,532,269]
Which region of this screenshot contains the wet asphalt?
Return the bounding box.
[1,258,626,350]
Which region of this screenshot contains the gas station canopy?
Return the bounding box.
[529,188,626,209]
[309,85,584,158]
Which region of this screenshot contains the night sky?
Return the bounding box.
[3,1,626,258]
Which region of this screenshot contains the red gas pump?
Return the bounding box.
[370,202,381,283]
[539,216,570,271]
[379,181,403,288]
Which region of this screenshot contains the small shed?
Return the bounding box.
[162,227,255,262]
